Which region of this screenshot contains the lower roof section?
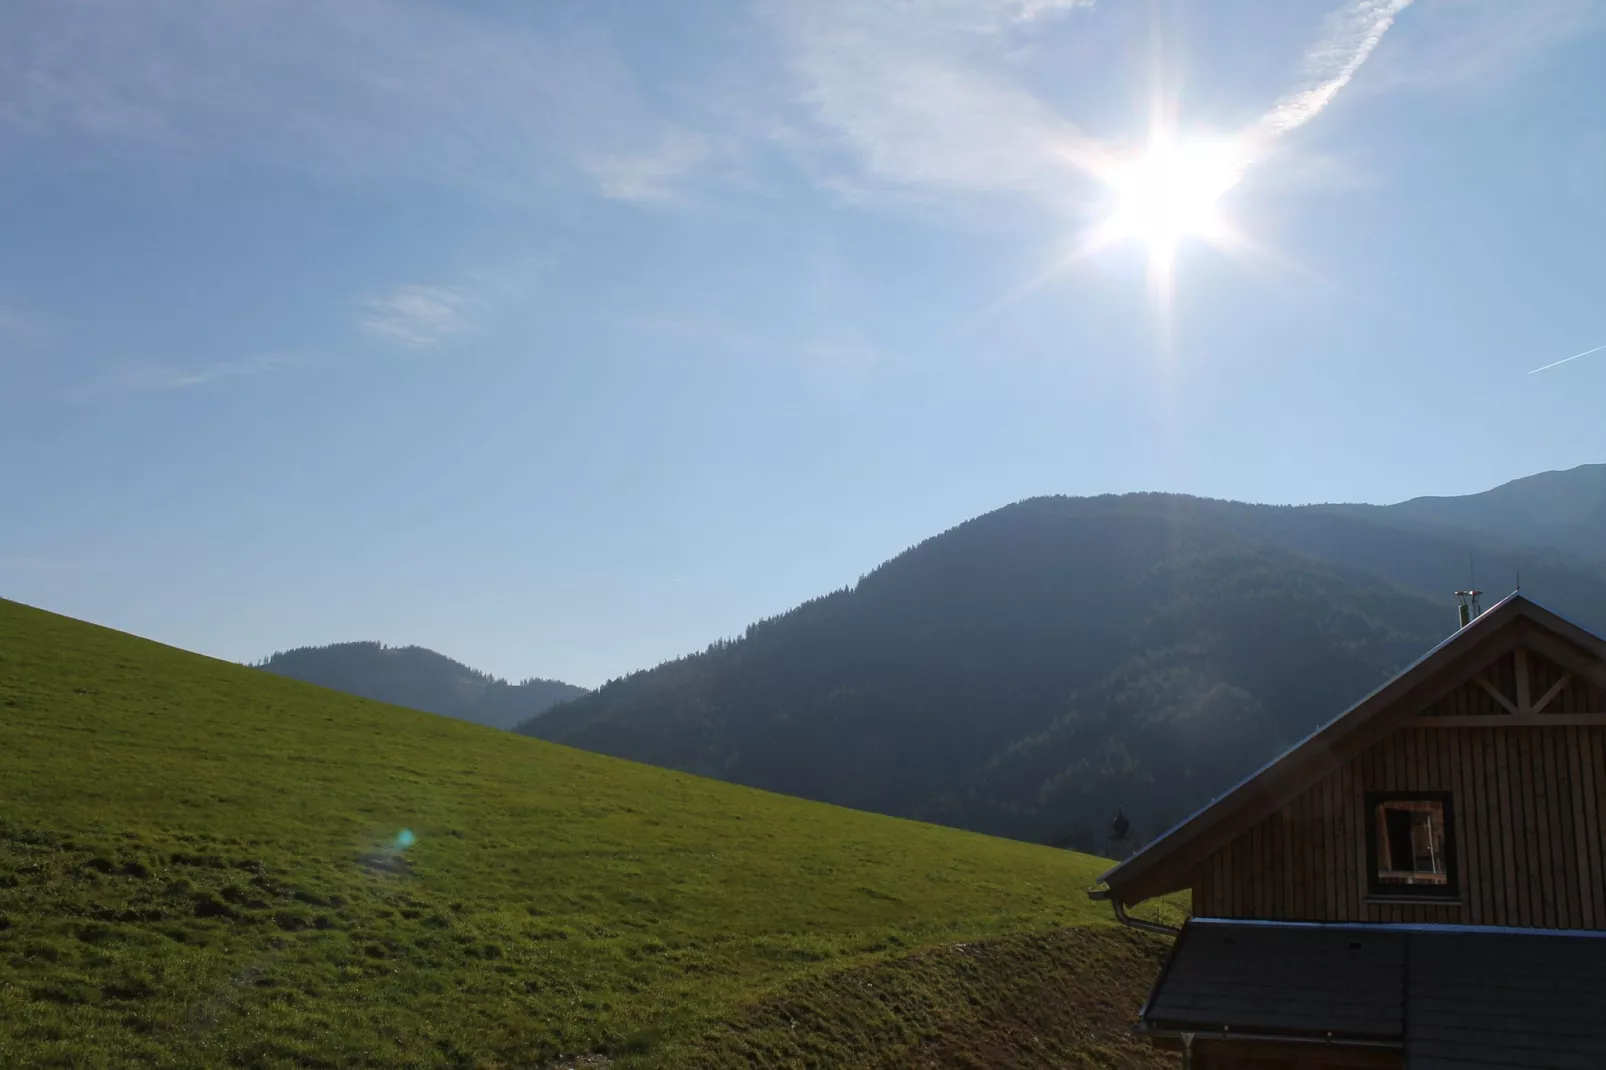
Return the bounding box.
[1144,920,1405,1042]
[1144,919,1606,1068]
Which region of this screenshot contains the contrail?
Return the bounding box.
[1251,0,1415,143]
[1529,342,1606,375]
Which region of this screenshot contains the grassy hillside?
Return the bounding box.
[0,598,1177,1069]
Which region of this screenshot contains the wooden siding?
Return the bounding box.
[1190,723,1606,929]
[1416,649,1606,718]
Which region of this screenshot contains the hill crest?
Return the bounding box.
[256,639,586,730]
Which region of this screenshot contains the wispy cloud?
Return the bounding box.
[1529,342,1606,375]
[0,0,707,205]
[89,351,302,393]
[3,0,1589,219]
[1252,0,1415,142]
[771,0,1422,208]
[769,0,1105,205]
[586,128,710,204]
[357,259,551,350]
[361,286,473,349]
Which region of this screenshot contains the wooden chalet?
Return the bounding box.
[1092,593,1606,1070]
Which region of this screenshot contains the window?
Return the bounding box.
[1365,791,1457,900]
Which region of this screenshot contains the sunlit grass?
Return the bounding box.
[0,598,1178,1067]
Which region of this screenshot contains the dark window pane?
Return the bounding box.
[1374,798,1449,887]
[1385,807,1416,872]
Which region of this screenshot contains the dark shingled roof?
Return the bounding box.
[1408,929,1606,1069]
[1145,922,1405,1040]
[1143,921,1606,1068]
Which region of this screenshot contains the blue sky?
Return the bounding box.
[2,0,1602,688]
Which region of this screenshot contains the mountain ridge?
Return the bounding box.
[255,640,586,730]
[517,475,1606,851]
[1338,462,1604,566]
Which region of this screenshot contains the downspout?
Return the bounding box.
[1087,886,1181,936]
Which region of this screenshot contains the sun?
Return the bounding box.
[1100,135,1244,262]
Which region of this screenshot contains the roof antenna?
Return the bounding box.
[1454,553,1483,630]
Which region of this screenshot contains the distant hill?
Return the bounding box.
[1,597,1177,1068]
[520,491,1606,851]
[255,641,585,730]
[1340,463,1605,565]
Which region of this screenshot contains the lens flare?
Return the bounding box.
[395,828,416,849]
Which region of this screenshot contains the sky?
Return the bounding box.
[1,0,1602,688]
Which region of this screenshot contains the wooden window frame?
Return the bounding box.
[1364,790,1459,902]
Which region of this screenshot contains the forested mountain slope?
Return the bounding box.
[256,641,585,730]
[1336,462,1605,566]
[525,494,1603,848]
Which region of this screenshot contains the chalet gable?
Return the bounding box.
[1099,593,1606,910]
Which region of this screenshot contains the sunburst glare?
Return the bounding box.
[1102,134,1244,258]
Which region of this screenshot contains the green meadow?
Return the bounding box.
[0,598,1180,1068]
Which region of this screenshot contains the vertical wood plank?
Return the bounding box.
[1426,719,1438,787]
[1495,730,1520,927]
[1534,729,1556,927]
[1549,731,1578,928]
[1279,809,1291,921]
[1234,831,1246,918]
[1518,729,1548,928]
[1450,728,1478,922]
[1471,729,1490,918]
[1355,755,1369,920]
[1537,730,1560,929]
[1515,647,1533,713]
[1541,730,1565,928]
[1291,799,1305,921]
[1380,740,1402,924]
[1567,727,1594,930]
[1224,836,1236,917]
[1340,760,1357,921]
[1209,844,1223,918]
[1284,807,1297,920]
[1250,820,1264,919]
[1586,729,1599,918]
[1361,744,1377,923]
[1291,790,1304,918]
[1471,729,1492,924]
[1580,728,1604,928]
[1514,727,1536,927]
[1264,816,1277,919]
[1309,787,1322,919]
[1323,772,1337,919]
